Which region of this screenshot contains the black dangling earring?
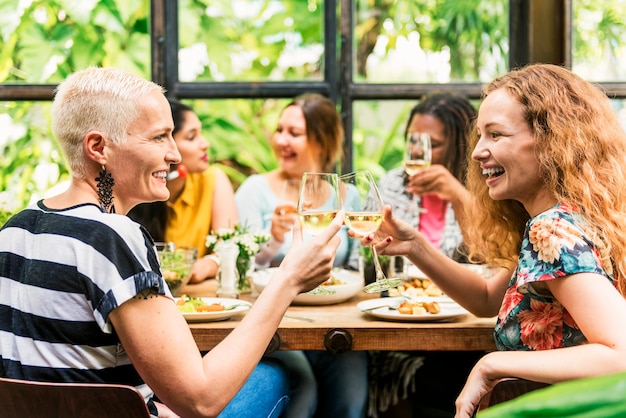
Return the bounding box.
[96,165,115,213]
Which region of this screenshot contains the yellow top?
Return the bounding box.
[165,168,216,257]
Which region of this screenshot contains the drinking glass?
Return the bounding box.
[296,172,341,295]
[156,242,197,297]
[341,170,402,293]
[404,132,432,213]
[275,178,300,217]
[404,132,432,175]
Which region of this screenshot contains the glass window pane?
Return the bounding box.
[572,0,626,82]
[183,98,291,187]
[352,100,412,179]
[355,0,509,84]
[352,98,477,181]
[178,0,325,82]
[614,99,626,132]
[0,101,68,211]
[0,0,150,84]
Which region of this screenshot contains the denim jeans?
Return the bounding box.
[218,357,290,418]
[269,351,317,418]
[268,350,368,418]
[305,350,368,418]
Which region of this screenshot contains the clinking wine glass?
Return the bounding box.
[340,170,402,293]
[296,172,341,295]
[404,132,432,214]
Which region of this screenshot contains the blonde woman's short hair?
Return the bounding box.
[51,67,165,179]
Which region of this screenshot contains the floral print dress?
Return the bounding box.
[494,203,613,351]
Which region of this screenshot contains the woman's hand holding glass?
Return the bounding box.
[270,178,300,242]
[296,172,341,295]
[341,170,403,293]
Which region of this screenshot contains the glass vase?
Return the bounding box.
[236,255,255,294]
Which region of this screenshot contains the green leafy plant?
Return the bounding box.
[0,209,13,227]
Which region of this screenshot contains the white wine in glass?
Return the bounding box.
[299,211,339,235]
[341,170,402,293]
[297,172,341,295]
[404,132,432,176]
[404,132,432,214]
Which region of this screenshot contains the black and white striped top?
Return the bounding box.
[0,201,170,415]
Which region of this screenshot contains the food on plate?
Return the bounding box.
[397,300,441,315]
[176,295,225,313]
[322,272,346,286]
[389,278,444,297]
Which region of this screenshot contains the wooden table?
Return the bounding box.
[182,280,497,353]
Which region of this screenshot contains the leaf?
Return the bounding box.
[57,0,98,26]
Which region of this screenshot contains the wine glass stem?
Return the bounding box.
[370,243,386,282]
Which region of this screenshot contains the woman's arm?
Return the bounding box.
[361,205,508,317]
[110,213,343,417]
[455,273,626,418]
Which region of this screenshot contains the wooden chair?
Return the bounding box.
[0,377,151,418]
[476,378,550,413]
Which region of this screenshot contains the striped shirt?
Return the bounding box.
[0,201,171,415]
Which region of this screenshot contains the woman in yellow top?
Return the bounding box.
[129,99,238,282]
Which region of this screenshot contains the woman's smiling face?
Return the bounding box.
[106,90,179,212]
[173,110,209,174]
[272,105,323,176]
[472,88,554,215]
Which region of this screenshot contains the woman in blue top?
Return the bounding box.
[359,64,626,417]
[236,93,367,418]
[236,94,358,270]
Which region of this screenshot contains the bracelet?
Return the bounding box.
[203,254,221,268]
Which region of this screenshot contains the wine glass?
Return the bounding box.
[275,178,300,218]
[404,132,432,213]
[296,172,341,295]
[340,170,402,293]
[404,132,432,175]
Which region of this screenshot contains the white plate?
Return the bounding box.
[252,268,364,305]
[357,297,468,322]
[177,297,251,322]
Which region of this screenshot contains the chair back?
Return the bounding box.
[476,378,550,412]
[0,377,151,418]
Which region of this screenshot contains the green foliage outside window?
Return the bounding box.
[1,0,625,214]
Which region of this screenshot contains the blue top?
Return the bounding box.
[235,174,359,269]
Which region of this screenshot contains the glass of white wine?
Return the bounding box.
[296,172,341,295]
[341,170,402,293]
[404,132,432,175]
[404,132,432,214]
